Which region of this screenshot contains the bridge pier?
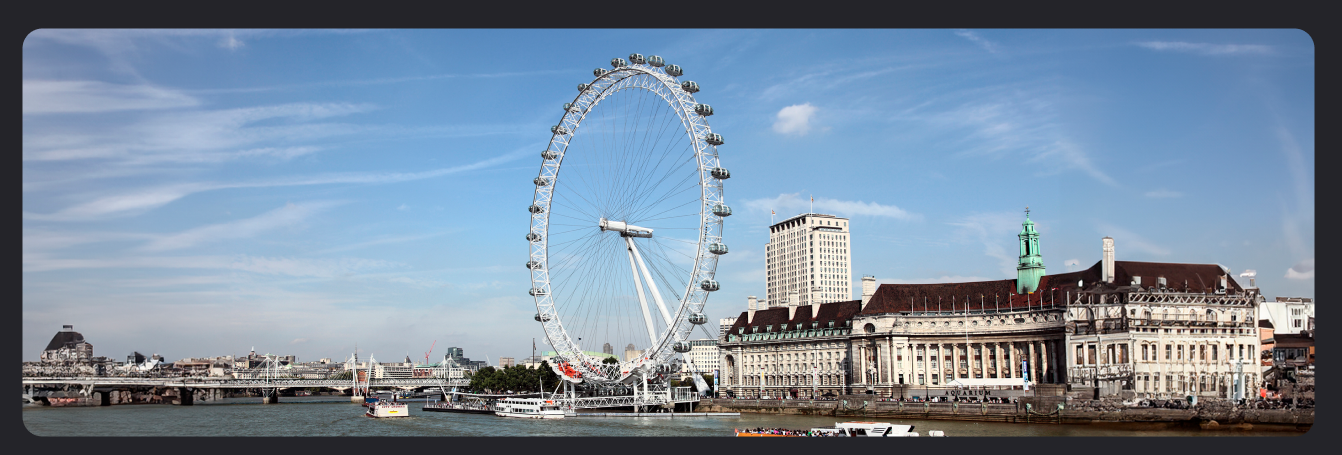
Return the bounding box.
[262,395,280,404]
[173,387,194,406]
[99,391,111,406]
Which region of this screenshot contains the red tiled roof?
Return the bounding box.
[1113,261,1243,293]
[726,300,862,336]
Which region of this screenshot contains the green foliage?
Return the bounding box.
[467,362,561,394]
[602,356,619,365]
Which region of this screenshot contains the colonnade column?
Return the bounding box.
[1027,341,1037,383]
[1041,341,1050,383]
[1006,342,1015,378]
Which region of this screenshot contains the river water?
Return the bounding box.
[22,396,1302,437]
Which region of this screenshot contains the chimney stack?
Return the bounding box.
[1102,237,1115,283]
[746,296,757,324]
[861,276,876,309]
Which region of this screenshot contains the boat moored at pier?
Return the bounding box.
[736,421,944,437]
[494,397,565,419]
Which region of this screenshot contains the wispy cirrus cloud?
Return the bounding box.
[948,211,1023,277]
[1136,41,1272,55]
[911,86,1117,187]
[742,193,920,221]
[23,253,403,277]
[140,200,344,252]
[23,80,200,114]
[878,276,996,285]
[1096,223,1171,257]
[22,147,535,221]
[1145,189,1183,198]
[954,30,999,54]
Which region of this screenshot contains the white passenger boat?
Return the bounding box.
[365,400,409,418]
[494,397,565,419]
[810,421,942,437]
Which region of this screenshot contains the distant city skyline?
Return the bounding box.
[22,29,1313,362]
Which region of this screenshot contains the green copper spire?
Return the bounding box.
[1017,207,1045,294]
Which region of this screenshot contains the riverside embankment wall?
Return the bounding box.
[696,396,1312,430]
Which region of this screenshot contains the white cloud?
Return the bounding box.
[23,80,200,114]
[772,103,818,136]
[22,253,402,278]
[1097,223,1171,257]
[1136,41,1272,55]
[1064,258,1080,271]
[1285,259,1314,280]
[219,34,245,51]
[954,30,999,54]
[140,200,344,252]
[290,338,307,345]
[397,203,410,211]
[1145,189,1183,198]
[741,193,920,221]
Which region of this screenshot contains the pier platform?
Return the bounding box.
[569,412,739,418]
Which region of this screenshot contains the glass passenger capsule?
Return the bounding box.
[694,104,714,116]
[708,243,728,255]
[542,150,560,160]
[551,125,569,135]
[528,288,547,296]
[672,341,691,353]
[594,68,608,77]
[712,203,732,217]
[563,102,581,113]
[628,53,646,65]
[578,83,591,92]
[535,313,551,322]
[646,55,664,67]
[611,57,628,68]
[688,313,707,325]
[533,177,550,186]
[526,260,543,269]
[680,81,699,93]
[700,279,720,292]
[666,64,683,77]
[528,204,545,214]
[704,133,723,145]
[711,167,731,179]
[526,233,542,242]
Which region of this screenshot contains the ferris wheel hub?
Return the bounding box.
[598,218,653,238]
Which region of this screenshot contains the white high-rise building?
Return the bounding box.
[765,213,851,307]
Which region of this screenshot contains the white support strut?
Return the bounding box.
[626,236,675,329]
[626,238,660,347]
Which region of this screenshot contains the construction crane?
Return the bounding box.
[424,340,436,365]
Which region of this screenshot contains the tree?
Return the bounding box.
[603,356,619,365]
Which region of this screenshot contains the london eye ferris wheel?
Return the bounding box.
[526,53,731,385]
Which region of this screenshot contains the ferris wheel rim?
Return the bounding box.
[526,59,726,384]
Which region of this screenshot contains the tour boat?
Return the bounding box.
[736,421,945,437]
[494,397,566,419]
[365,400,409,418]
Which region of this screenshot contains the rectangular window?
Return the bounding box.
[931,374,939,385]
[1177,345,1183,361]
[1142,344,1149,362]
[1120,344,1129,363]
[1200,345,1207,361]
[1088,345,1096,364]
[1166,345,1172,361]
[918,374,925,385]
[1076,345,1084,365]
[1211,345,1218,361]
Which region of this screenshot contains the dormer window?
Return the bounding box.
[828,321,835,328]
[767,325,774,332]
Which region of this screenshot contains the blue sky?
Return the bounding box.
[22,29,1314,363]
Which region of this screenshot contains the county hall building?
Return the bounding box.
[717,211,1260,401]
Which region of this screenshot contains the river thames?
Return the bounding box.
[21,396,1303,437]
